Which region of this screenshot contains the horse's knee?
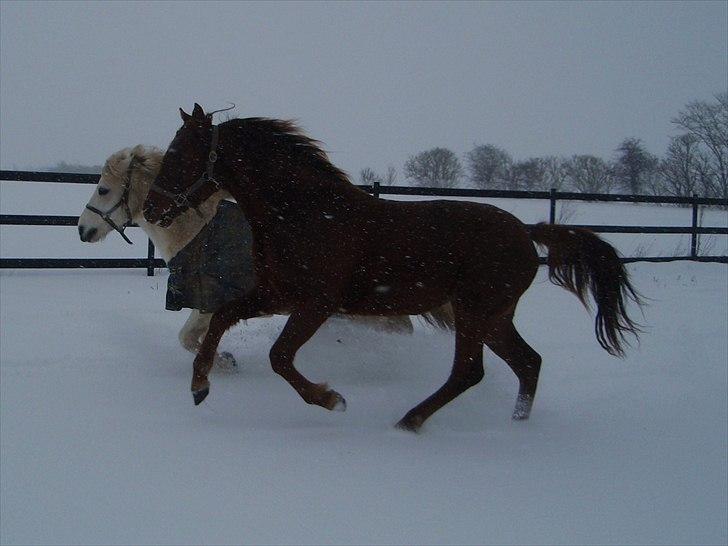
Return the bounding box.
[463,365,485,388]
[269,344,292,376]
[179,327,200,352]
[207,311,229,332]
[452,364,484,390]
[179,311,213,351]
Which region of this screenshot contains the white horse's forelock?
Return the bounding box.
[101,145,162,188]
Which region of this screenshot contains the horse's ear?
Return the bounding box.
[180,108,191,123]
[192,103,206,120]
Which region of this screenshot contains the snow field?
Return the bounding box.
[1,262,726,545]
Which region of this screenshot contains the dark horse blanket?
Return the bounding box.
[166,200,256,313]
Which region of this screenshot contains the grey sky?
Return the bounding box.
[1,1,726,180]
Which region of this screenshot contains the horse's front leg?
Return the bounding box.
[269,304,345,411]
[178,311,236,370]
[192,290,271,404]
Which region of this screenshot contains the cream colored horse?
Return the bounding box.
[79,145,452,368]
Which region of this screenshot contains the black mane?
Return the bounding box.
[221,118,351,186]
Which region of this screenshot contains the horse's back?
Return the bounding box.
[342,198,539,314]
[365,198,536,262]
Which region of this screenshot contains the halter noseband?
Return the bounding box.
[149,124,221,218]
[85,157,136,244]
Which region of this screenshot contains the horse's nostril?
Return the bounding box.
[79,226,97,242]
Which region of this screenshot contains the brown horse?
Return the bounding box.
[143,104,642,432]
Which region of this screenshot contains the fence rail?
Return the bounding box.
[2,170,727,275]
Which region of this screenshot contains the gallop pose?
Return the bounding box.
[144,105,642,431]
[79,146,452,369]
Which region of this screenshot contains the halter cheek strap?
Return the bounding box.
[150,125,221,218]
[85,157,136,244]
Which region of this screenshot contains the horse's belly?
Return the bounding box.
[341,261,453,315]
[340,292,448,316]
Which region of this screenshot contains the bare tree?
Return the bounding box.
[509,158,547,190]
[564,155,615,193]
[383,165,398,186]
[466,144,512,189]
[541,156,569,190]
[659,134,709,197]
[613,138,658,195]
[404,147,463,188]
[671,92,728,199]
[360,166,398,186]
[359,167,382,186]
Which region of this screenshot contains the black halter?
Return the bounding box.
[85,157,136,244]
[149,124,221,217]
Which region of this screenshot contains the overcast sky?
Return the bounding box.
[1,1,726,179]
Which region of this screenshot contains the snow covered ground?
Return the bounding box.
[1,261,726,545]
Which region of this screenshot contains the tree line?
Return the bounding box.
[361,93,727,200]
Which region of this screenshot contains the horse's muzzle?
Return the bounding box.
[78,225,97,242]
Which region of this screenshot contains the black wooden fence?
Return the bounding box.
[1,170,726,277]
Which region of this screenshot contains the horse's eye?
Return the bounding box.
[98,187,109,196]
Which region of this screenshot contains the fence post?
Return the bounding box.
[147,238,155,276]
[549,188,557,224]
[690,193,699,258]
[373,180,380,199]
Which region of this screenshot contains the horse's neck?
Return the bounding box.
[225,181,285,228]
[133,213,206,262]
[224,166,363,226]
[132,176,225,262]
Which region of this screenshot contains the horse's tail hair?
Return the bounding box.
[528,222,643,357]
[421,302,456,331]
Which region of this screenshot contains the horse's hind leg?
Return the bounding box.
[397,326,484,432]
[484,315,542,420]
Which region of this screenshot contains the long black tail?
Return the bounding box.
[528,223,643,357]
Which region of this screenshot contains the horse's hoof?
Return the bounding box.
[214,351,238,372]
[221,351,236,364]
[512,395,533,420]
[395,415,423,433]
[193,387,210,406]
[327,391,347,412]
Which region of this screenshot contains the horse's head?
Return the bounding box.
[143,104,222,227]
[78,145,162,244]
